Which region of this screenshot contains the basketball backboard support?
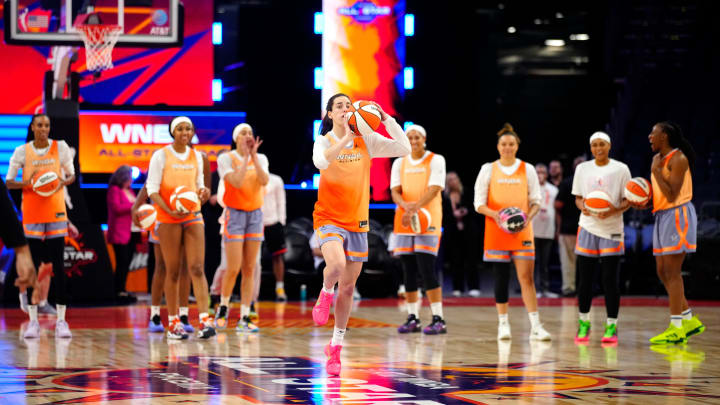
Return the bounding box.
[4,0,183,47]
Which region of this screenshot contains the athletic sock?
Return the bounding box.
[430,302,443,319]
[179,307,189,317]
[682,308,692,321]
[241,304,250,319]
[606,318,617,326]
[671,316,682,328]
[151,305,161,318]
[322,285,334,294]
[28,305,38,322]
[331,327,345,346]
[276,281,284,289]
[56,304,66,321]
[498,313,509,324]
[579,312,590,322]
[407,301,420,318]
[528,312,541,329]
[220,295,230,307]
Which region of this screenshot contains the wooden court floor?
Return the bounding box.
[1,297,719,404]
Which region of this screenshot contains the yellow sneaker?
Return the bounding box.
[682,316,705,339]
[649,323,687,345]
[276,287,288,302]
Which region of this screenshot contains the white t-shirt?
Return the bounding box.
[146,145,205,195]
[6,139,75,180]
[312,116,411,170]
[473,159,542,210]
[572,158,631,240]
[390,151,446,190]
[532,182,558,239]
[262,173,286,226]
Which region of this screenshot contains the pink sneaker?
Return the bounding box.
[324,343,342,376]
[312,290,334,326]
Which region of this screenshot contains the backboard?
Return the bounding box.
[4,0,183,47]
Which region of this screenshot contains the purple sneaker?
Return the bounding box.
[422,315,447,335]
[397,314,421,334]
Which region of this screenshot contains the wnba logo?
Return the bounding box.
[337,1,392,23]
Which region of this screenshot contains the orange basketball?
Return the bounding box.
[348,100,382,135]
[410,208,432,234]
[32,169,60,197]
[137,204,157,230]
[170,186,199,214]
[624,177,652,205]
[584,190,612,215]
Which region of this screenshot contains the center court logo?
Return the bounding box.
[338,1,392,23]
[51,356,608,403]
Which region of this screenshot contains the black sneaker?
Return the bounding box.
[422,315,447,335]
[197,317,216,339]
[214,305,228,329]
[179,315,195,333]
[397,314,421,333]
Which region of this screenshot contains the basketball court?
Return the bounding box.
[2,0,720,404]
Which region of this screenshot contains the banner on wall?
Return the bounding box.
[78,110,246,173]
[322,0,406,201]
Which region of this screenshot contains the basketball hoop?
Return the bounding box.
[76,24,123,71]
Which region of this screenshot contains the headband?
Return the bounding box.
[589,131,611,144]
[232,123,252,143]
[170,116,193,134]
[405,124,427,138]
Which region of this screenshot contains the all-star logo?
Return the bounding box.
[338,1,392,24]
[63,235,97,277]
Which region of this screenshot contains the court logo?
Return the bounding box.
[338,1,392,23]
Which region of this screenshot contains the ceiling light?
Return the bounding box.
[570,33,590,41]
[507,26,516,33]
[544,39,565,47]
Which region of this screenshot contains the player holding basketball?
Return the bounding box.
[474,123,551,341]
[6,114,75,339]
[146,116,215,340]
[214,123,269,332]
[571,132,631,344]
[391,124,448,335]
[647,122,705,344]
[312,93,410,375]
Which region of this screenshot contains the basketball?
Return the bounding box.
[624,177,652,205]
[170,186,199,213]
[584,190,613,215]
[137,204,157,230]
[410,208,432,234]
[32,169,60,197]
[348,100,382,135]
[498,206,527,233]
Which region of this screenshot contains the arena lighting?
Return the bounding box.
[301,181,308,189]
[545,39,566,47]
[556,12,563,18]
[314,12,323,34]
[131,166,140,180]
[313,119,322,141]
[212,22,222,45]
[404,14,414,36]
[314,67,323,89]
[507,26,516,33]
[403,121,414,130]
[404,67,414,89]
[570,33,590,41]
[313,174,320,189]
[212,79,223,101]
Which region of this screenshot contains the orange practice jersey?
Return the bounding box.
[484,160,534,251]
[652,149,692,213]
[223,153,265,211]
[157,147,199,224]
[393,153,442,236]
[22,141,66,224]
[313,135,371,232]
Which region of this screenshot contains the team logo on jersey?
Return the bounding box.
[337,1,392,23]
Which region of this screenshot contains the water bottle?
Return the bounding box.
[300,284,307,301]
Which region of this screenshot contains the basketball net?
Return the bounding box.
[76,24,122,71]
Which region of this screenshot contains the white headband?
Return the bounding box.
[170,116,193,135]
[232,123,252,143]
[405,124,427,138]
[589,131,611,144]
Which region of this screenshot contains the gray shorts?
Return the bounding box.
[223,207,264,243]
[483,249,534,263]
[24,221,68,240]
[315,224,368,262]
[393,234,440,256]
[653,202,697,256]
[574,227,624,257]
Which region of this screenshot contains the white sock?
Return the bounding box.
[430,302,443,318]
[579,312,590,322]
[151,305,161,318]
[276,281,284,289]
[179,307,189,317]
[28,305,38,322]
[671,315,683,328]
[407,301,420,318]
[169,314,179,324]
[57,304,66,321]
[498,313,509,324]
[199,312,208,322]
[331,327,346,346]
[322,285,334,294]
[682,308,692,321]
[241,304,250,319]
[39,299,48,306]
[528,311,540,329]
[220,295,230,307]
[606,318,617,326]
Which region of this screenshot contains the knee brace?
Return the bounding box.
[401,255,419,292]
[493,262,511,303]
[417,253,440,290]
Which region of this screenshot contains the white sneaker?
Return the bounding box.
[468,289,481,297]
[55,320,72,339]
[530,324,552,341]
[19,292,28,313]
[498,322,512,340]
[24,320,40,339]
[452,290,462,297]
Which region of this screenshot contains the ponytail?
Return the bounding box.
[497,122,521,144]
[320,93,350,136]
[657,121,696,174]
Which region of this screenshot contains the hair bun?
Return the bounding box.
[497,123,515,136]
